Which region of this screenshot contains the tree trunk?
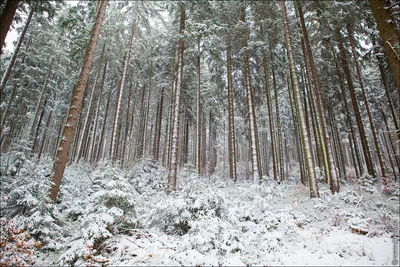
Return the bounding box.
[76,43,105,162]
[241,5,261,184]
[281,0,319,197]
[0,0,20,55]
[369,0,400,93]
[226,45,237,181]
[111,19,135,163]
[0,7,33,98]
[89,58,108,163]
[336,28,376,178]
[296,0,338,193]
[167,4,185,192]
[153,87,164,162]
[196,37,201,176]
[49,0,108,202]
[260,25,276,181]
[347,23,387,182]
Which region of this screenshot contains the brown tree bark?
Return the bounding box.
[167,5,185,191]
[226,45,237,181]
[336,28,376,178]
[0,0,19,55]
[49,0,108,202]
[0,6,33,98]
[369,0,400,94]
[241,5,261,184]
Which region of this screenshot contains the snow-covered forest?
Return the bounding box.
[0,0,399,265]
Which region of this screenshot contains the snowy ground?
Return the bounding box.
[1,158,399,266]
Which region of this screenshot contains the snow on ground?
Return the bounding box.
[2,158,399,266]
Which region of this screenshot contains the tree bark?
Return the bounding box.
[296,0,338,193]
[167,5,185,192]
[111,18,135,163]
[369,0,400,93]
[281,0,319,197]
[241,5,261,184]
[336,28,376,178]
[347,23,387,182]
[226,45,237,181]
[49,0,108,202]
[0,0,20,55]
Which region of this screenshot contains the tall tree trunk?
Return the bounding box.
[153,87,164,162]
[0,82,16,135]
[167,5,185,192]
[0,0,20,55]
[110,19,135,163]
[0,7,33,98]
[281,0,319,197]
[226,45,237,181]
[369,0,400,93]
[89,58,107,163]
[260,25,276,181]
[347,23,387,182]
[336,28,376,178]
[30,57,54,141]
[201,112,207,173]
[296,0,338,193]
[49,0,108,202]
[76,43,105,162]
[241,5,261,184]
[196,38,201,176]
[96,87,111,162]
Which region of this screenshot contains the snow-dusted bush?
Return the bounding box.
[58,162,139,265]
[127,160,166,194]
[0,154,64,250]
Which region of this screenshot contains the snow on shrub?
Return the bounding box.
[0,154,64,250]
[58,161,138,265]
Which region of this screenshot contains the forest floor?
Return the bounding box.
[1,157,399,266]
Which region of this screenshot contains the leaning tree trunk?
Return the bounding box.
[369,0,400,94]
[167,5,185,192]
[49,0,108,202]
[0,0,20,55]
[280,0,319,197]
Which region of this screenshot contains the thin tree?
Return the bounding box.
[49,0,108,202]
[167,4,185,192]
[336,28,376,178]
[226,45,237,181]
[280,0,319,197]
[110,17,135,163]
[241,5,261,184]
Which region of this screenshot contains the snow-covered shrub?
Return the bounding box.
[127,161,166,194]
[0,155,63,250]
[59,162,138,265]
